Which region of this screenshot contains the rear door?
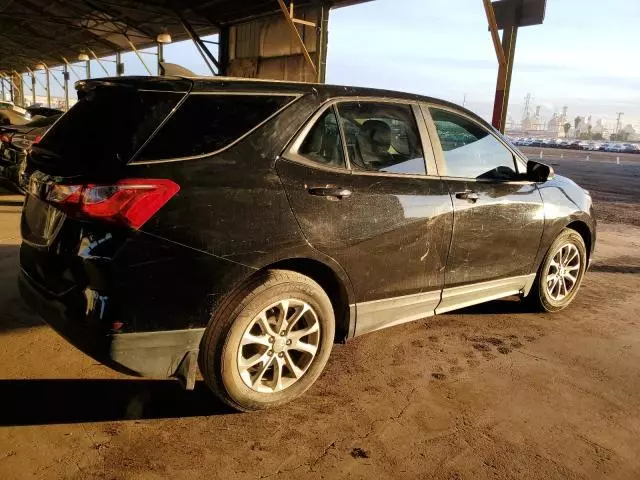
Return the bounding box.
[277,99,452,335]
[423,105,545,312]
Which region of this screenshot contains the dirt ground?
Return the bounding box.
[1,150,639,479]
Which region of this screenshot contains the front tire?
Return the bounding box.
[199,270,335,411]
[528,228,587,312]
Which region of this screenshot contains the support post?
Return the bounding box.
[45,67,51,107]
[315,3,329,83]
[492,24,517,133]
[63,63,70,110]
[218,25,230,76]
[1,76,4,101]
[116,51,124,76]
[86,60,91,79]
[31,71,36,105]
[62,57,82,81]
[157,43,164,75]
[10,71,23,106]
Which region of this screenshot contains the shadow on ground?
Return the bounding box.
[0,379,234,426]
[591,264,640,274]
[457,296,534,315]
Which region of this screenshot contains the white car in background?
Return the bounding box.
[0,100,28,116]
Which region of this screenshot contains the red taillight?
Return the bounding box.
[32,135,42,145]
[46,179,179,229]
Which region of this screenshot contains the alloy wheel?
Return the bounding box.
[237,299,321,393]
[546,243,581,301]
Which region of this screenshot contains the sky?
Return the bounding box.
[11,0,639,131]
[326,0,640,131]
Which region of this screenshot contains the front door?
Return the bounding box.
[277,101,452,334]
[424,106,545,312]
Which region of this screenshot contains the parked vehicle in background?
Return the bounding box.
[599,143,611,151]
[0,108,30,126]
[25,105,64,119]
[0,114,59,192]
[620,143,639,154]
[19,77,596,411]
[0,100,28,116]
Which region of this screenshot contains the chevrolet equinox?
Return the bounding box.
[19,77,595,411]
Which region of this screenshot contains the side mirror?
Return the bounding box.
[527,160,554,182]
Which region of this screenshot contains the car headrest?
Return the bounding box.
[360,120,391,154]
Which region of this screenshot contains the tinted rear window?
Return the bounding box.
[136,94,295,161]
[35,87,183,171]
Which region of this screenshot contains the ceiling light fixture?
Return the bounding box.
[156,31,172,44]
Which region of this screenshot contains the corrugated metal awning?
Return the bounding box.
[0,0,371,73]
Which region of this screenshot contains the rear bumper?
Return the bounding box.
[19,270,205,378]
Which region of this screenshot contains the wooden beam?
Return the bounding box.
[292,18,316,27]
[276,0,317,75]
[482,0,506,67]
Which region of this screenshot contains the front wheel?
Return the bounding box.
[199,270,335,411]
[527,228,587,312]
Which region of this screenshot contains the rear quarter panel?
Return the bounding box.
[122,93,356,329]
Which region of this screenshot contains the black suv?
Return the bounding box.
[19,77,595,411]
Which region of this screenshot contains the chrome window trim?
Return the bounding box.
[283,100,349,171]
[284,97,443,179]
[130,92,302,165]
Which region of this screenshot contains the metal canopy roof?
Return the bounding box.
[0,0,369,73]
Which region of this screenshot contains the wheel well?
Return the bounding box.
[566,221,592,260]
[261,258,351,342]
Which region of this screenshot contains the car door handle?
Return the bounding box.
[455,190,479,201]
[308,187,352,199]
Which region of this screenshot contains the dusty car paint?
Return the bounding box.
[18,76,595,382]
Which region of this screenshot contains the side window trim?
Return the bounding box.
[132,93,301,165]
[334,103,352,170]
[334,99,436,178]
[417,104,444,176]
[422,103,528,182]
[283,101,349,173]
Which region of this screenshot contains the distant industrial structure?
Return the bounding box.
[507,93,638,141]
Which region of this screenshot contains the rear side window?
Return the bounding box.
[137,94,296,161]
[298,108,345,168]
[337,102,426,175]
[36,87,183,170]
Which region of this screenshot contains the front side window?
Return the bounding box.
[337,102,426,175]
[298,107,345,168]
[430,108,517,180]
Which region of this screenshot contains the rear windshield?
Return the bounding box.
[135,94,296,161]
[34,87,184,171]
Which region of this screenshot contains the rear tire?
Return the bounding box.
[199,269,335,411]
[527,228,587,312]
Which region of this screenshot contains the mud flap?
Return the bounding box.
[175,350,198,391]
